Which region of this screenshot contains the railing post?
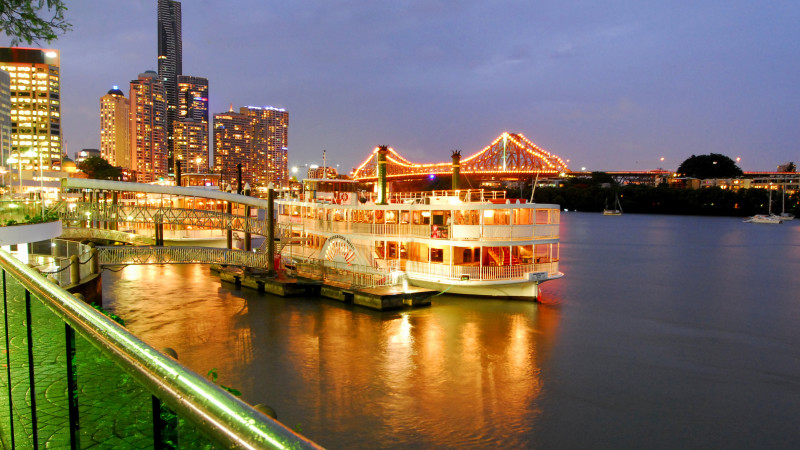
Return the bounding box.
[267,184,275,276]
[2,271,16,449]
[25,290,39,448]
[70,255,80,285]
[226,202,233,250]
[90,247,99,275]
[65,324,80,449]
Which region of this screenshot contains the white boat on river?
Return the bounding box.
[275,178,563,300]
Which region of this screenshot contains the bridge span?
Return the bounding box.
[351,132,570,182]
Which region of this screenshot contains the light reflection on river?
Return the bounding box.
[103,265,558,448]
[103,213,800,448]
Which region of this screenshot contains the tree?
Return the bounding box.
[77,156,122,180]
[0,0,71,45]
[676,154,743,179]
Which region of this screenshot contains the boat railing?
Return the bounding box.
[289,220,558,242]
[353,189,508,204]
[0,249,320,449]
[405,260,559,281]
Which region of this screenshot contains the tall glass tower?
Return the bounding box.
[157,0,182,172]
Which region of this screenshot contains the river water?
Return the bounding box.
[102,213,800,449]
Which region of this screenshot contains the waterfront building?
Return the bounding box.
[158,0,183,171]
[213,105,289,189]
[175,75,208,173]
[75,148,100,163]
[100,86,130,168]
[129,71,168,183]
[0,47,62,180]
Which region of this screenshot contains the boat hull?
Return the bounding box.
[406,273,563,300]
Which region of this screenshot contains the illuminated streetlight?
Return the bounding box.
[195,156,202,173]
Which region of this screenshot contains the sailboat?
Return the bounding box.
[603,195,623,216]
[780,178,795,221]
[744,187,782,224]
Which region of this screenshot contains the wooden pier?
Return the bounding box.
[210,265,436,310]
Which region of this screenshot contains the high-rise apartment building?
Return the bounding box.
[129,71,167,183]
[0,48,61,173]
[174,75,208,172]
[177,75,207,122]
[99,86,130,168]
[213,106,288,188]
[174,119,207,173]
[158,0,182,171]
[213,108,250,188]
[246,106,288,188]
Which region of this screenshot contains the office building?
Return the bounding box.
[100,86,130,168]
[158,0,182,170]
[213,106,288,189]
[0,47,62,175]
[129,71,167,183]
[0,69,10,171]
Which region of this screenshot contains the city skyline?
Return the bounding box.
[4,0,799,173]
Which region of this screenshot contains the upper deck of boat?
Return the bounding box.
[285,178,550,209]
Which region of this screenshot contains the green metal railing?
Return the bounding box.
[0,250,322,449]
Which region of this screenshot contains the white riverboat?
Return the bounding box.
[275,178,563,300]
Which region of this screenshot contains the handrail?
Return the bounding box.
[0,250,322,449]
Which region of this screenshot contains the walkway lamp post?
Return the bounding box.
[5,150,21,195]
[195,156,201,173]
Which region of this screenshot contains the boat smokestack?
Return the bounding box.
[377,146,389,205]
[451,150,461,191]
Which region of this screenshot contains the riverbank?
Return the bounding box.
[524,185,798,217]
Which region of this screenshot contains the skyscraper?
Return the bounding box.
[157,0,182,172]
[129,71,167,182]
[0,48,62,174]
[213,105,289,188]
[175,75,208,173]
[100,86,130,168]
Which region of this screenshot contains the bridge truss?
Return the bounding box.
[97,246,271,269]
[352,132,569,181]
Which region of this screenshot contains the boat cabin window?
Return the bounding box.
[420,211,431,225]
[431,248,444,263]
[484,209,509,225]
[385,210,398,224]
[535,209,550,224]
[456,210,480,225]
[514,209,533,225]
[432,211,445,226]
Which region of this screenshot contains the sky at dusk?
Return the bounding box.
[4,0,799,173]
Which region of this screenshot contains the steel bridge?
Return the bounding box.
[351,132,570,182]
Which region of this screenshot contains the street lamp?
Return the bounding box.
[5,150,21,194]
[23,150,44,216]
